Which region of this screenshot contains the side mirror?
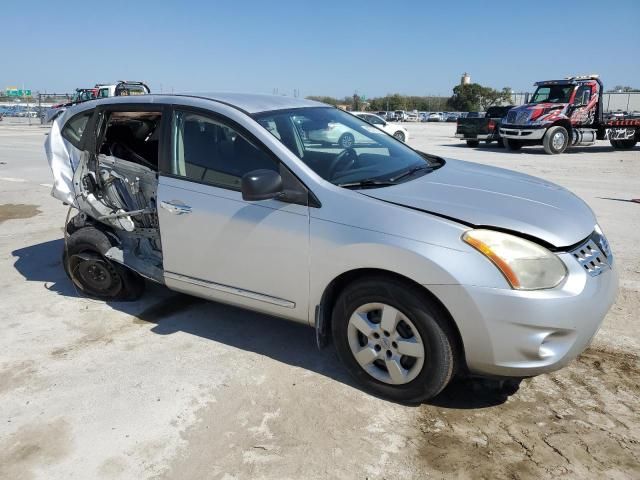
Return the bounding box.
[241,169,283,201]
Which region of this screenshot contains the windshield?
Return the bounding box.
[253,107,441,187]
[530,85,574,104]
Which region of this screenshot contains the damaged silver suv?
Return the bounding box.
[45,94,618,402]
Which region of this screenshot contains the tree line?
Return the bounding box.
[307,83,514,112]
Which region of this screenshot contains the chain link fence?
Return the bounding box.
[0,92,73,125]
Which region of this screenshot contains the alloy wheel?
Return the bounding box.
[347,302,425,385]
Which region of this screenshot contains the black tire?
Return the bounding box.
[503,138,523,150]
[331,276,457,403]
[338,133,355,149]
[466,140,480,147]
[393,131,406,142]
[485,139,493,145]
[63,226,145,301]
[543,125,569,154]
[610,139,637,150]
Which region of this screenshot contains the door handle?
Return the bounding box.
[160,200,192,215]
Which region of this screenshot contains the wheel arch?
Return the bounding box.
[549,119,572,135]
[314,267,466,369]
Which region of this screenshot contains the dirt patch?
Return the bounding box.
[0,204,40,224]
[0,418,72,480]
[417,348,640,479]
[0,360,37,394]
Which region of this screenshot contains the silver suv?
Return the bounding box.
[45,94,618,402]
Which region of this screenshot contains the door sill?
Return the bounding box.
[164,272,296,309]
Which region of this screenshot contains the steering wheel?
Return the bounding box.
[328,148,358,180]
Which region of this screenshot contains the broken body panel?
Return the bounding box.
[45,107,164,283]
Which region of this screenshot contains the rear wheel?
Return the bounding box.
[543,126,569,154]
[331,276,457,402]
[503,138,523,150]
[338,133,355,149]
[466,140,480,147]
[393,131,406,142]
[63,226,145,301]
[610,139,637,150]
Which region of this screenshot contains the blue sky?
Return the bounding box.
[3,0,639,97]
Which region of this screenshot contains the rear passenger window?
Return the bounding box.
[172,110,277,189]
[62,111,92,148]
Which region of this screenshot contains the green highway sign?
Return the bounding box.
[5,89,32,97]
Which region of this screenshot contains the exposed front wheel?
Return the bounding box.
[331,276,457,402]
[466,140,480,147]
[610,139,637,150]
[63,226,145,301]
[393,131,406,142]
[543,126,569,154]
[338,133,355,149]
[503,138,523,150]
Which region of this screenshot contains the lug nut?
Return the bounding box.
[383,331,390,337]
[386,350,392,358]
[392,341,398,349]
[374,345,381,352]
[373,332,380,339]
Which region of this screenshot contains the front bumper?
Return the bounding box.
[499,125,546,140]
[455,133,492,140]
[428,253,618,377]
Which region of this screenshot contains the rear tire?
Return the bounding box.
[543,126,569,154]
[63,226,145,301]
[503,138,523,150]
[331,276,457,402]
[610,139,637,150]
[466,140,480,147]
[338,133,355,149]
[393,131,406,142]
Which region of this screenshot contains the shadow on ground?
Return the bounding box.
[12,238,516,409]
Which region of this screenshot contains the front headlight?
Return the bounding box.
[463,229,567,290]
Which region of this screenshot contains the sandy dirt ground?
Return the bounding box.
[0,121,638,479]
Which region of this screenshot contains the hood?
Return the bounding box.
[506,103,567,124]
[363,159,595,248]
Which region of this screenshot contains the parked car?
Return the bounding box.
[465,112,482,118]
[95,81,150,98]
[393,110,407,122]
[445,112,460,122]
[298,117,371,148]
[427,112,443,122]
[405,112,420,122]
[46,93,618,402]
[455,105,515,147]
[352,112,410,142]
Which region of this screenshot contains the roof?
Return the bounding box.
[64,93,329,118]
[177,92,326,113]
[534,79,577,86]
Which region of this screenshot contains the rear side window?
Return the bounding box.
[62,111,92,148]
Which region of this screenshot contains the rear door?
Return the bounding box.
[157,106,311,321]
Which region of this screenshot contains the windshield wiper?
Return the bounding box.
[336,179,397,189]
[389,164,432,182]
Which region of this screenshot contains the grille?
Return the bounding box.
[570,233,612,277]
[505,110,530,125]
[516,111,531,125]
